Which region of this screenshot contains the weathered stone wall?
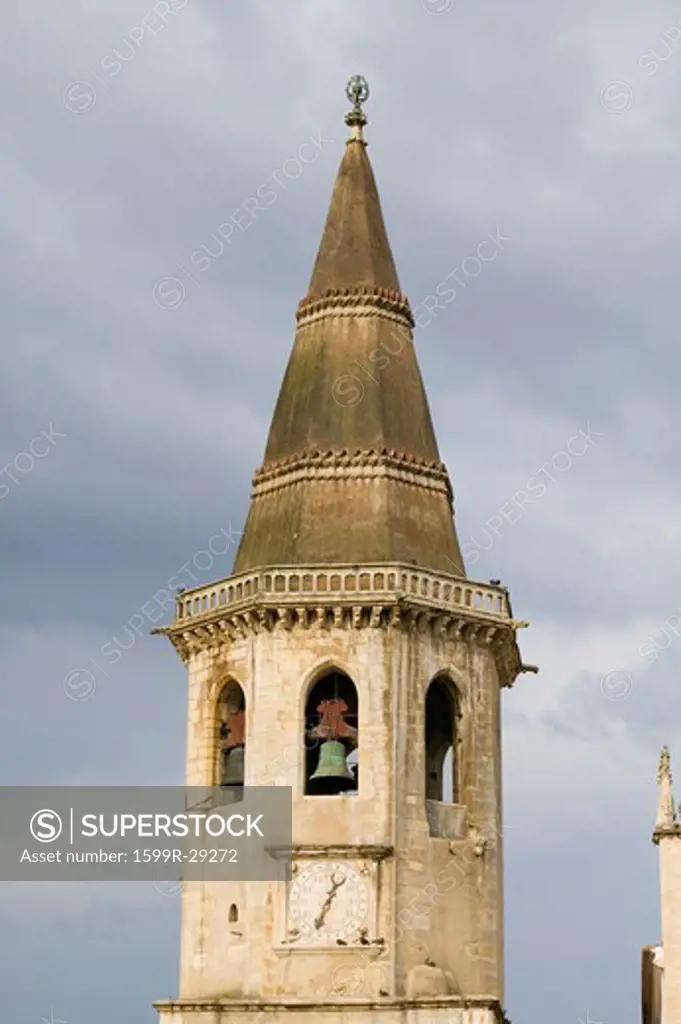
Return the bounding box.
[176,614,503,1007]
[660,838,681,1022]
[393,628,503,1002]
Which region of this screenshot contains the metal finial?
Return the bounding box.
[345,75,369,142]
[346,75,369,107]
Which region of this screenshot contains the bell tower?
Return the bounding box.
[155,77,527,1024]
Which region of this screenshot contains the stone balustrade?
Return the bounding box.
[174,564,511,625]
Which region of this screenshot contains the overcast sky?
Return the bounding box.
[3,0,681,1021]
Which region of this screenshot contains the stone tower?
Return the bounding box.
[646,746,681,1023]
[155,78,528,1024]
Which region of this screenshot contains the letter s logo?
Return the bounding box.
[30,809,63,843]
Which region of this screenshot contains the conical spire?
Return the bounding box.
[233,79,465,576]
[656,746,676,832]
[307,77,400,300]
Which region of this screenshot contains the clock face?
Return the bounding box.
[287,861,370,946]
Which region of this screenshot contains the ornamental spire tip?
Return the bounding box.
[345,75,369,143]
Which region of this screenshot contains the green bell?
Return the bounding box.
[308,740,356,794]
[221,746,245,787]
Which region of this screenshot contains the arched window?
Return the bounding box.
[304,670,358,795]
[228,903,239,923]
[425,676,457,802]
[216,681,246,789]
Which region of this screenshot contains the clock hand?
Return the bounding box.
[313,876,346,930]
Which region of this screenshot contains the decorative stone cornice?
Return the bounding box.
[653,824,681,843]
[268,844,393,862]
[152,563,528,687]
[162,607,519,665]
[296,286,414,330]
[154,997,504,1020]
[251,448,452,502]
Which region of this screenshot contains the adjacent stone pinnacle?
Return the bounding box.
[659,745,672,784]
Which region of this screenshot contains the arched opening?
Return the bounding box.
[425,676,457,802]
[228,903,239,923]
[216,681,246,790]
[304,670,358,795]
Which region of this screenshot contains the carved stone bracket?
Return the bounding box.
[467,827,489,858]
[278,607,295,631]
[369,606,383,629]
